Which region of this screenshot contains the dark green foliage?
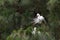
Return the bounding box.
[0,0,60,40]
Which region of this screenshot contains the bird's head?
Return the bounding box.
[37,13,40,17]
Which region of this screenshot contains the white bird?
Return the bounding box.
[33,13,51,29]
[33,13,45,25]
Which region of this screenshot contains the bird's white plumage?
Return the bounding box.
[33,13,44,24]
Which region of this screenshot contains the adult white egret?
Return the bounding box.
[33,13,45,24]
[33,13,51,28]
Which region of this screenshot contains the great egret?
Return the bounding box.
[33,13,45,24]
[33,13,51,28]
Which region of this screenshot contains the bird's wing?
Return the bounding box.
[33,18,39,23]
